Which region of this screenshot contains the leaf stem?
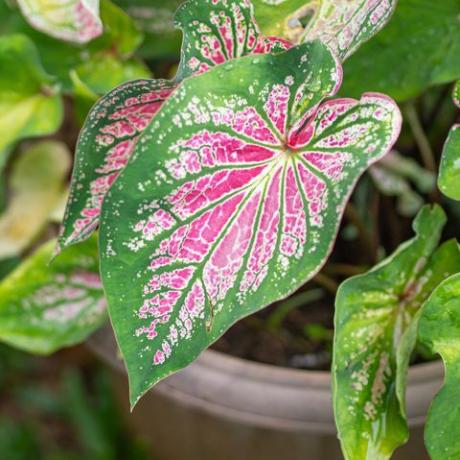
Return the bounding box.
[404,103,436,172]
[313,272,339,294]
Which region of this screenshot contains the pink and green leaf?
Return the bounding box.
[174,0,292,80]
[98,41,401,406]
[17,0,103,44]
[0,236,106,355]
[333,205,460,460]
[438,81,460,201]
[58,0,291,253]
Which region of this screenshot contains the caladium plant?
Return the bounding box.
[4,0,460,459]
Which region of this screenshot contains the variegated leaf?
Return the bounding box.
[0,236,106,355]
[419,272,460,460]
[438,81,460,201]
[334,206,460,460]
[17,0,103,44]
[58,79,175,251]
[174,0,292,80]
[252,0,397,60]
[58,0,291,252]
[99,42,401,406]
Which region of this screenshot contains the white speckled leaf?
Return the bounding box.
[253,0,397,59]
[0,236,106,355]
[438,81,460,200]
[419,272,460,460]
[17,0,103,44]
[58,0,292,253]
[333,205,460,460]
[99,42,401,406]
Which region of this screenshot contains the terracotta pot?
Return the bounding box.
[89,326,443,460]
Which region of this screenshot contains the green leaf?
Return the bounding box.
[438,81,460,201]
[341,0,460,101]
[112,0,183,59]
[333,205,460,460]
[0,141,71,259]
[0,236,106,355]
[99,41,401,406]
[252,0,397,59]
[0,34,63,156]
[17,0,103,44]
[418,272,460,460]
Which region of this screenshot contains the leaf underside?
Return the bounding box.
[99,42,401,406]
[17,0,103,44]
[0,236,106,355]
[334,205,460,460]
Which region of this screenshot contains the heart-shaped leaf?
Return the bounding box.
[333,205,460,460]
[0,236,106,355]
[419,272,460,460]
[99,41,401,406]
[57,0,291,253]
[252,0,397,60]
[0,141,71,259]
[17,0,103,44]
[438,81,460,201]
[0,34,63,157]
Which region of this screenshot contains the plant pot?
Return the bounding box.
[88,326,443,460]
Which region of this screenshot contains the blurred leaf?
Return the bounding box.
[334,206,460,460]
[113,0,182,59]
[370,151,435,217]
[418,272,460,460]
[342,0,460,101]
[438,81,460,200]
[0,236,107,354]
[0,141,71,259]
[0,34,63,156]
[17,0,103,44]
[0,418,41,460]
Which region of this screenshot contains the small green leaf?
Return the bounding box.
[342,1,460,101]
[17,0,103,44]
[252,0,397,59]
[438,81,460,201]
[418,273,460,460]
[333,205,460,460]
[0,236,106,355]
[0,141,71,259]
[99,41,401,406]
[0,34,63,156]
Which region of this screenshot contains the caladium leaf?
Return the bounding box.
[333,205,460,460]
[438,82,460,201]
[17,0,103,44]
[0,141,71,259]
[342,1,460,101]
[58,79,175,252]
[58,0,291,253]
[99,41,401,406]
[0,34,63,157]
[174,0,292,80]
[418,272,460,460]
[252,0,397,60]
[0,236,106,355]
